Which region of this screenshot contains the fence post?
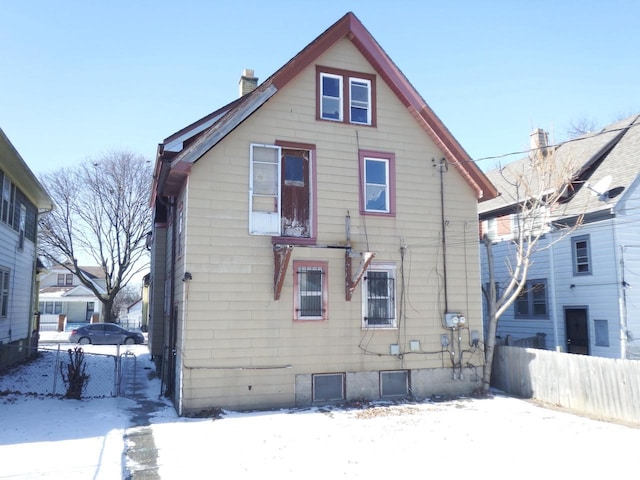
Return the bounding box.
[114,344,121,396]
[53,345,61,395]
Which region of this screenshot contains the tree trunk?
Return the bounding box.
[483,235,498,393]
[102,296,115,323]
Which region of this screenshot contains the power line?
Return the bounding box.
[467,116,640,165]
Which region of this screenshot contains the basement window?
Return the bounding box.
[312,373,345,402]
[380,370,409,397]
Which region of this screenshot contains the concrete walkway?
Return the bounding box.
[121,353,171,479]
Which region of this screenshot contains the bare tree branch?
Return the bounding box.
[38,151,152,322]
[482,146,584,392]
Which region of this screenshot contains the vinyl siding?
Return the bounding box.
[481,215,628,358]
[175,39,484,411]
[613,180,640,358]
[0,216,36,342]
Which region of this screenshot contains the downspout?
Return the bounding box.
[548,235,560,351]
[167,196,178,400]
[435,158,449,312]
[435,158,458,379]
[156,149,178,400]
[618,243,628,360]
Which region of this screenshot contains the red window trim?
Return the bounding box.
[358,149,396,217]
[316,66,377,127]
[293,260,328,322]
[272,140,318,244]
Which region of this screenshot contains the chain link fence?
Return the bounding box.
[0,344,138,398]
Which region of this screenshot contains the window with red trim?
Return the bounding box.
[293,260,327,321]
[358,150,395,216]
[317,66,376,126]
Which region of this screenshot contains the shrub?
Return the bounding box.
[60,347,89,399]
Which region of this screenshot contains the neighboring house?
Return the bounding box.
[0,128,53,370]
[480,114,640,359]
[148,12,496,413]
[124,298,142,329]
[38,264,106,327]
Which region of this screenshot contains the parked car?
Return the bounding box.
[69,323,145,345]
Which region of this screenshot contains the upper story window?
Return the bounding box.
[177,202,184,257]
[1,173,14,225]
[320,73,342,121]
[57,273,73,286]
[293,261,327,321]
[515,279,548,318]
[0,267,9,317]
[317,66,376,126]
[249,141,316,242]
[359,150,395,216]
[572,235,591,275]
[362,264,396,328]
[0,170,38,243]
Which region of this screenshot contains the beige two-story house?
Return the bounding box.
[148,12,496,414]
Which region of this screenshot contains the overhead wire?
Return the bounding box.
[466,119,640,165]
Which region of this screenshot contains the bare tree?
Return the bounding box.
[111,284,141,321]
[38,151,152,322]
[481,146,582,392]
[565,116,598,139]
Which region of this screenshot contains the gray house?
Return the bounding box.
[0,128,53,370]
[480,114,640,359]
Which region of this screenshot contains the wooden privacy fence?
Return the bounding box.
[492,345,640,425]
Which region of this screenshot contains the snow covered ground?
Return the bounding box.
[1,333,639,479]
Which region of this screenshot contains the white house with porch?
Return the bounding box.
[38,264,106,330]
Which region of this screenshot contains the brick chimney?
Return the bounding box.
[239,69,258,97]
[530,128,549,155]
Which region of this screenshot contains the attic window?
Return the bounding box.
[57,273,73,286]
[317,66,376,126]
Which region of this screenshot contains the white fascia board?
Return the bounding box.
[176,85,278,166]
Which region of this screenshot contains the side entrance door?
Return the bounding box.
[565,307,589,355]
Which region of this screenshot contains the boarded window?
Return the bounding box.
[380,370,409,397]
[313,373,344,402]
[594,319,610,347]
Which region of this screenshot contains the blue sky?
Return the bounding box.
[1,0,638,175]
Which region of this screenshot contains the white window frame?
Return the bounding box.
[349,78,371,125]
[364,157,390,213]
[362,264,396,328]
[249,144,281,236]
[572,235,591,276]
[293,261,327,321]
[320,73,343,122]
[0,268,9,317]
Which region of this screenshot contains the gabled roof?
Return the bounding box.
[50,263,106,281]
[152,12,496,202]
[480,114,640,221]
[39,284,99,298]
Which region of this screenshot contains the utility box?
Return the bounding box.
[444,312,466,328]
